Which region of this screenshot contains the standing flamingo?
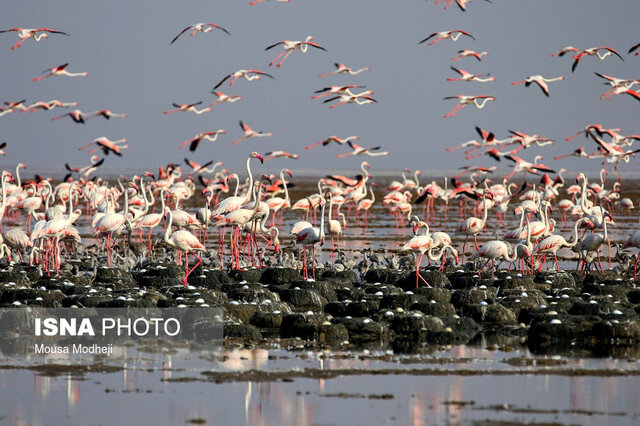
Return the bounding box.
[164,207,206,286]
[457,192,491,255]
[295,199,326,280]
[533,217,593,272]
[401,219,432,288]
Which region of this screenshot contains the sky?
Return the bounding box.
[1,0,639,177]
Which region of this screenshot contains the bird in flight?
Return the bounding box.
[163,101,211,115]
[443,95,495,117]
[179,130,226,152]
[447,66,495,83]
[0,27,68,50]
[51,109,88,124]
[511,75,564,97]
[33,63,88,82]
[78,137,129,156]
[170,22,230,44]
[305,135,359,150]
[336,141,389,158]
[212,69,274,90]
[263,151,299,161]
[265,36,327,67]
[231,121,273,146]
[451,49,488,61]
[318,63,370,78]
[570,46,624,72]
[419,30,475,46]
[323,90,377,108]
[210,91,242,106]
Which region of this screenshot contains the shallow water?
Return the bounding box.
[2,342,639,425]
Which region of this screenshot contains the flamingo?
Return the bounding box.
[551,46,580,57]
[311,85,365,99]
[323,90,377,108]
[0,142,6,156]
[419,30,475,45]
[327,195,344,255]
[163,101,211,115]
[65,155,104,181]
[473,240,518,279]
[443,95,495,117]
[503,155,555,179]
[170,22,230,44]
[571,46,624,72]
[318,63,370,78]
[33,63,88,82]
[212,69,274,90]
[78,137,128,156]
[179,130,226,151]
[0,28,68,50]
[295,199,326,280]
[356,183,376,229]
[231,120,273,146]
[533,217,593,272]
[266,169,293,226]
[451,49,488,61]
[210,91,242,106]
[447,66,495,83]
[511,75,564,97]
[305,135,359,150]
[164,207,206,286]
[135,188,167,252]
[51,109,88,124]
[401,219,432,288]
[23,99,76,112]
[86,109,127,120]
[265,36,327,67]
[594,72,640,100]
[3,228,33,262]
[578,212,613,271]
[435,0,492,12]
[263,150,299,161]
[457,191,491,254]
[623,231,640,278]
[336,141,389,158]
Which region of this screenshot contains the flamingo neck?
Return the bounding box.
[244,156,254,204]
[164,209,173,246]
[281,170,290,204]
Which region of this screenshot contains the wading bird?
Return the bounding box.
[212,69,274,90]
[336,141,389,158]
[305,135,359,150]
[443,95,495,117]
[33,63,88,82]
[447,66,495,82]
[163,101,211,115]
[318,63,370,78]
[231,121,273,146]
[179,130,226,151]
[451,49,488,61]
[419,30,475,45]
[78,137,128,156]
[571,46,624,72]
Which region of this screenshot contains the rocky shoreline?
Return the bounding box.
[2,261,640,358]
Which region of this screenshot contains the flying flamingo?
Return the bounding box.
[554,147,588,160]
[23,99,76,112]
[594,73,640,100]
[231,120,273,145]
[511,75,564,97]
[78,137,128,156]
[164,207,206,286]
[551,46,580,57]
[210,91,242,106]
[435,0,492,12]
[184,159,223,175]
[401,219,433,288]
[312,85,365,99]
[318,63,370,78]
[336,141,389,158]
[504,155,555,180]
[629,42,640,56]
[65,155,104,181]
[212,69,274,90]
[295,198,326,280]
[51,109,88,124]
[170,22,230,44]
[533,217,593,272]
[179,130,226,151]
[443,95,495,117]
[451,49,488,61]
[419,30,475,45]
[86,109,127,120]
[447,66,495,82]
[323,90,377,108]
[33,63,88,82]
[265,36,327,67]
[0,28,68,50]
[305,135,359,150]
[0,142,6,156]
[163,101,211,115]
[263,150,299,161]
[472,240,518,279]
[571,46,624,72]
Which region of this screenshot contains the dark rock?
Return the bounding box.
[294,280,338,302]
[390,313,445,336]
[324,301,348,317]
[280,313,325,339]
[450,287,497,309]
[627,289,640,304]
[568,301,603,316]
[250,310,283,329]
[346,300,380,317]
[227,284,280,305]
[411,301,456,318]
[187,270,231,289]
[228,268,263,283]
[137,264,184,288]
[318,269,359,285]
[463,304,517,325]
[224,323,262,339]
[379,294,426,310]
[278,288,326,312]
[318,323,349,346]
[361,282,404,296]
[414,287,452,303]
[591,321,640,341]
[94,267,136,288]
[397,270,450,291]
[335,317,389,342]
[449,272,478,289]
[225,303,258,324]
[363,269,409,284]
[260,268,302,285]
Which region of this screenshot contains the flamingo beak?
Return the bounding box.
[320,237,325,246]
[257,154,264,163]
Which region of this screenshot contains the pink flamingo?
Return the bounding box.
[401,219,432,288]
[571,46,624,72]
[472,240,518,279]
[33,63,87,82]
[231,120,273,146]
[419,30,475,45]
[170,22,230,44]
[511,75,564,97]
[305,135,359,150]
[265,36,327,67]
[443,95,495,117]
[533,217,593,272]
[179,130,226,152]
[452,49,488,61]
[210,91,242,106]
[295,199,326,280]
[164,207,206,286]
[212,69,274,90]
[0,28,68,50]
[163,101,210,115]
[318,63,370,78]
[447,66,495,82]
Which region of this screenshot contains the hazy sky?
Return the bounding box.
[1,0,638,176]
